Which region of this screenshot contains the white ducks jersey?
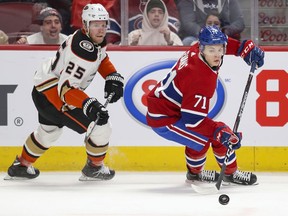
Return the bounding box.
[33,29,117,111]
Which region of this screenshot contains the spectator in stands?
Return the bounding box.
[205,10,221,28]
[128,0,183,46]
[0,30,8,44]
[46,0,74,35]
[30,2,49,32]
[17,7,67,44]
[189,10,221,44]
[17,2,48,37]
[176,0,245,45]
[70,0,180,45]
[17,1,73,36]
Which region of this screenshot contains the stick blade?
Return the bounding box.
[191,183,219,195]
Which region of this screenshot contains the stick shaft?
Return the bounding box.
[84,92,115,142]
[216,62,257,190]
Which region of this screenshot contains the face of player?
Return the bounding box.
[205,15,221,28]
[41,16,62,42]
[147,8,165,28]
[88,20,108,44]
[202,44,225,67]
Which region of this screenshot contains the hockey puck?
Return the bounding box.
[218,194,230,205]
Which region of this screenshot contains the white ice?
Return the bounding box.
[1,172,287,216]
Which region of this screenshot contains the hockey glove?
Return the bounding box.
[214,125,242,150]
[82,98,109,125]
[237,40,264,68]
[104,72,124,103]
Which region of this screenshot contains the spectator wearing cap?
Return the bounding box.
[128,0,182,46]
[0,30,9,44]
[17,7,67,44]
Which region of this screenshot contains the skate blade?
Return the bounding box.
[222,181,259,186]
[3,175,31,180]
[185,179,216,185]
[79,174,103,181]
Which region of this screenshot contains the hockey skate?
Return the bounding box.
[223,170,257,185]
[186,169,220,183]
[79,159,115,181]
[4,156,40,180]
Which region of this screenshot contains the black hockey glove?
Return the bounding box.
[82,98,109,125]
[104,72,124,103]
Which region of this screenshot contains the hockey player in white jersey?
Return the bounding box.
[5,4,124,181]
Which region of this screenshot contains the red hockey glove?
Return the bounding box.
[237,40,264,68]
[214,125,242,150]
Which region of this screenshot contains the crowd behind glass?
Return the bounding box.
[0,0,287,46]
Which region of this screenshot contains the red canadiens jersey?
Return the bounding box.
[146,37,240,139]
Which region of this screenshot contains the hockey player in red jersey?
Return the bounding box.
[146,25,264,185]
[5,4,124,181]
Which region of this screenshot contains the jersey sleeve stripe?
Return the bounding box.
[181,109,206,127]
[161,81,182,106]
[147,111,168,118]
[185,121,203,128]
[162,91,181,107]
[181,108,206,116]
[97,55,117,78]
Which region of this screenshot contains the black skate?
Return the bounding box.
[79,159,115,181]
[223,170,257,185]
[186,169,220,183]
[4,156,40,180]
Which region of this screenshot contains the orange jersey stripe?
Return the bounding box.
[98,55,117,78]
[64,88,89,108]
[42,86,64,111]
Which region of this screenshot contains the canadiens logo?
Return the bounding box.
[124,60,226,126]
[79,40,94,52]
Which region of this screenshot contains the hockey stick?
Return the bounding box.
[84,92,115,142]
[191,62,257,195]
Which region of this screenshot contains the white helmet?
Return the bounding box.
[82,4,110,30]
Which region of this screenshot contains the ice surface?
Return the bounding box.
[1,172,287,216]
